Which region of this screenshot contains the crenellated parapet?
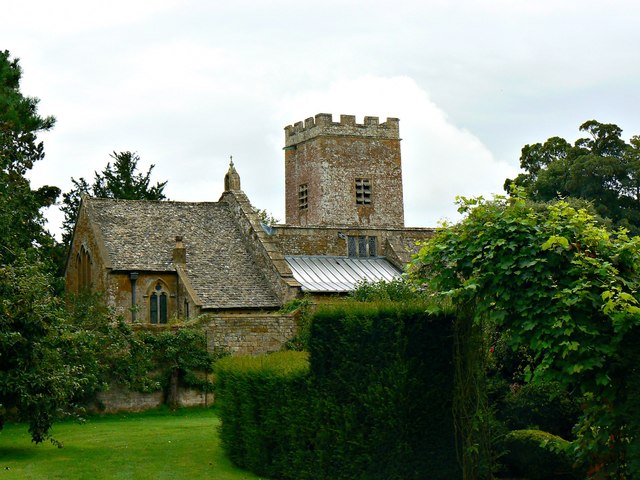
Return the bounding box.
[284,113,399,147]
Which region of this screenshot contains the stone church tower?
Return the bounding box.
[284,113,405,228]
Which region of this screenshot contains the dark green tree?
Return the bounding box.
[505,120,640,234]
[0,50,59,264]
[60,151,167,247]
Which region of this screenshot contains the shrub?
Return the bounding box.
[501,429,582,480]
[216,303,460,480]
[500,382,581,440]
[215,351,311,478]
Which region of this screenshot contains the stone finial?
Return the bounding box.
[173,235,186,264]
[224,156,241,192]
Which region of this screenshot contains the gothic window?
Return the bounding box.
[355,178,371,205]
[298,184,308,210]
[77,246,92,291]
[150,282,168,324]
[347,235,378,257]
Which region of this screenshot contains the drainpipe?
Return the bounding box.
[130,272,139,322]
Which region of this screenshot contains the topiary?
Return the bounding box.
[501,429,583,480]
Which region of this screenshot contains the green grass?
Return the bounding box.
[0,407,264,479]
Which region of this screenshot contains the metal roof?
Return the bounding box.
[284,256,401,292]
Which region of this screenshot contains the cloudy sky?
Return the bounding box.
[4,0,640,237]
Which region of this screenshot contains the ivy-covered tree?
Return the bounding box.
[60,151,167,247]
[0,49,59,264]
[505,120,640,234]
[409,191,640,476]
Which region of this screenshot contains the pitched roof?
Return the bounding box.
[285,255,401,292]
[86,197,280,309]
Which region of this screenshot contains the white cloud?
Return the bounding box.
[276,76,517,226]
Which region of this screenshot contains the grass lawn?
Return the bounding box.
[0,407,264,480]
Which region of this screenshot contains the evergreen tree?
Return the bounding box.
[61,151,167,247]
[0,49,59,264]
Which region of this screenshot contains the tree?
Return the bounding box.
[0,50,59,264]
[505,120,640,234]
[61,151,167,247]
[0,258,90,443]
[409,191,640,476]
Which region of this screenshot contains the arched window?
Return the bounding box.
[77,246,92,291]
[150,282,168,324]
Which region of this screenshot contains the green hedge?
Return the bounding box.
[215,351,311,478]
[215,303,459,480]
[501,429,582,480]
[308,303,458,480]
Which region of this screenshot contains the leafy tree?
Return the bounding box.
[0,50,59,264]
[409,191,640,476]
[505,120,640,234]
[60,151,167,247]
[0,258,90,443]
[135,328,221,408]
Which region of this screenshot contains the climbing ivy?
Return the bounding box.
[409,190,640,477]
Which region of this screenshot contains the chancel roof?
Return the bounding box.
[285,255,401,292]
[86,197,280,309]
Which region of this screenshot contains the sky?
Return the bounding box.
[4,0,640,238]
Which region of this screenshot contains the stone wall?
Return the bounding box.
[94,384,214,413]
[203,312,298,356]
[284,113,404,229]
[272,224,434,267]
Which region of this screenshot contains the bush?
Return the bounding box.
[215,303,460,480]
[501,429,582,480]
[215,351,311,478]
[500,382,581,440]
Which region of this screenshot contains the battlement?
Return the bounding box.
[284,113,400,147]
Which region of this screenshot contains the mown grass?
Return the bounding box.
[0,407,263,480]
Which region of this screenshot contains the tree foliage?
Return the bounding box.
[506,120,640,234]
[60,151,167,247]
[0,258,88,443]
[0,50,58,264]
[409,191,640,476]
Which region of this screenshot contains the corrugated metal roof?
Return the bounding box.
[285,256,401,292]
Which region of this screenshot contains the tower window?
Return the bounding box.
[347,235,378,257]
[355,178,371,205]
[150,283,168,324]
[298,184,308,210]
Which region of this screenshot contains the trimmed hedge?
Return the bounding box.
[215,351,311,478]
[501,429,582,480]
[215,303,459,480]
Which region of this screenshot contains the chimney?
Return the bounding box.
[173,236,186,264]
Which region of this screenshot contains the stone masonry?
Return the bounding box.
[284,113,404,228]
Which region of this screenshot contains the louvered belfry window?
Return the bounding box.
[355,178,371,205]
[298,184,308,210]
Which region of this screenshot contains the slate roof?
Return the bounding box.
[285,255,401,292]
[86,198,280,309]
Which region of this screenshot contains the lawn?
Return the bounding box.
[0,407,263,480]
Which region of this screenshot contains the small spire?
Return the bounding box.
[224,157,241,192]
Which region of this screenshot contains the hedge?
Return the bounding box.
[501,429,583,479]
[215,303,459,480]
[215,351,311,478]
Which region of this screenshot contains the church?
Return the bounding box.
[65,113,433,356]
